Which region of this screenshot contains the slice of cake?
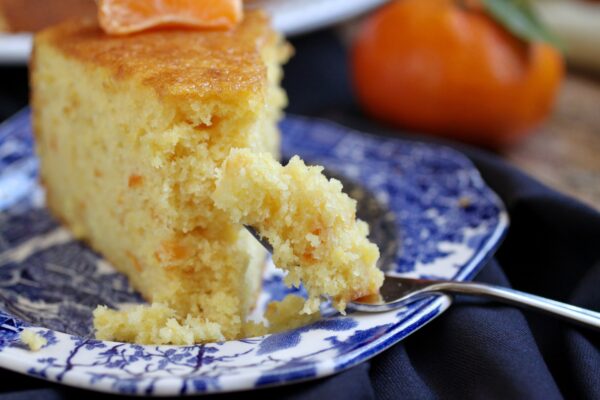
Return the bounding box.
[31,11,290,344]
[213,149,384,314]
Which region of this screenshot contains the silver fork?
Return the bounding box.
[349,275,600,331]
[246,226,600,331]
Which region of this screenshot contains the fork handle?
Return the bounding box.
[426,281,600,331]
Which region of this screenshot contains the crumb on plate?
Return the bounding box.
[243,294,321,337]
[93,303,225,345]
[20,329,47,351]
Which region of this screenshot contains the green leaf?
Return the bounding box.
[481,0,563,50]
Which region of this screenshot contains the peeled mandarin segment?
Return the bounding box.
[98,0,243,35]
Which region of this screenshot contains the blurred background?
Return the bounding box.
[0,0,598,210]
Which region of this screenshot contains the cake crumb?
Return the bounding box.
[244,295,321,337]
[213,149,383,314]
[20,329,47,351]
[93,303,225,345]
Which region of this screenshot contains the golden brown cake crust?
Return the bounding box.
[35,11,276,102]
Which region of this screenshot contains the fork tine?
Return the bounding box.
[350,276,448,312]
[245,225,273,254]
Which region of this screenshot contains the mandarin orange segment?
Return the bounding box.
[98,0,243,35]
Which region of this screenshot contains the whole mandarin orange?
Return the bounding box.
[351,0,564,148]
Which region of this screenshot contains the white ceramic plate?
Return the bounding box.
[0,33,32,65]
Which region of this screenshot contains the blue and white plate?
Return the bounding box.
[0,110,508,395]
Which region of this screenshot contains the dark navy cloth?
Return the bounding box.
[0,29,599,400]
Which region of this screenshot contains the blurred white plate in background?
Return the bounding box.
[0,33,32,65]
[0,0,387,65]
[250,0,387,36]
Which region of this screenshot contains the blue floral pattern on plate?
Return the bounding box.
[0,109,508,395]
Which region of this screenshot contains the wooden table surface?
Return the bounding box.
[503,73,600,211]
